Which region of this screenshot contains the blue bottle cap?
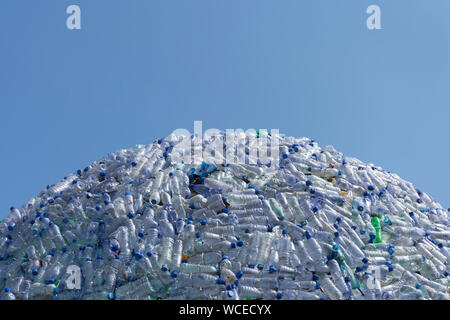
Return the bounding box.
[305,231,312,239]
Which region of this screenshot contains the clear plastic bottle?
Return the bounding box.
[320,277,343,300]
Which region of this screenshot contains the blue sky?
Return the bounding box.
[0,0,449,217]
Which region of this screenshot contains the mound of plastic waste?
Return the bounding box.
[0,131,448,300]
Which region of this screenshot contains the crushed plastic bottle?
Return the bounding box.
[0,131,449,300]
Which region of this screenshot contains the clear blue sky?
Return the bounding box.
[0,0,449,217]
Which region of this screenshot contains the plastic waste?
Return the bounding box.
[0,131,448,300]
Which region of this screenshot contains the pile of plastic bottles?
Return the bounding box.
[0,131,448,300]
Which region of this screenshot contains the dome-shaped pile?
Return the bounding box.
[0,132,448,300]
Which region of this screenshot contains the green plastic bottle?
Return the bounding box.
[371,216,382,243]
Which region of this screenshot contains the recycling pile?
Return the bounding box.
[0,131,449,300]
